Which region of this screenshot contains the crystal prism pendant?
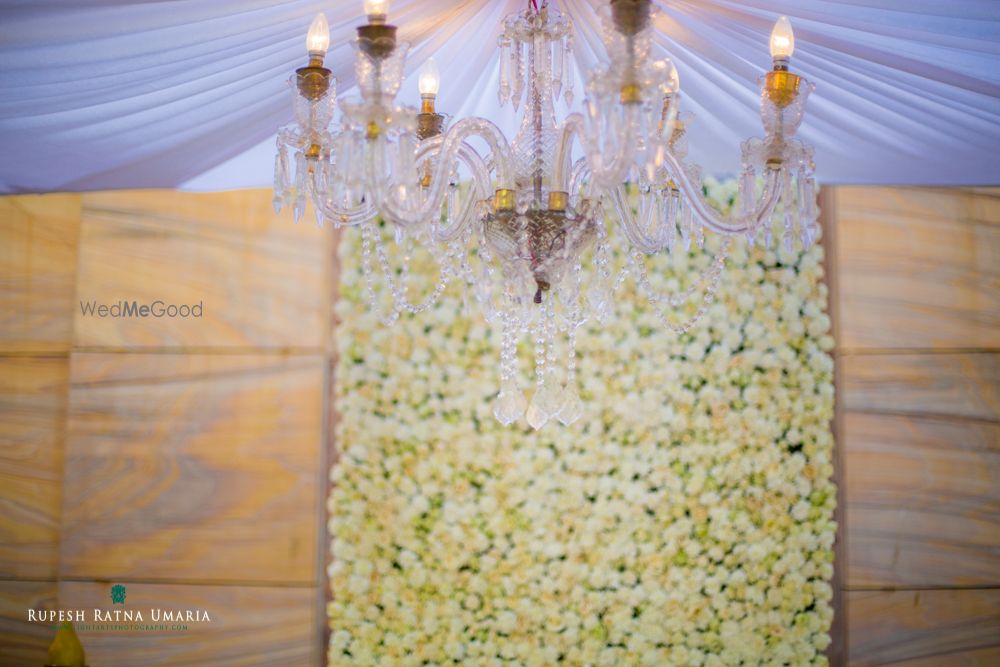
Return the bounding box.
[526,383,563,430]
[293,197,305,223]
[493,387,526,426]
[556,387,583,426]
[525,390,550,430]
[536,382,563,416]
[588,284,611,323]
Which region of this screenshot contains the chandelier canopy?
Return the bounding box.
[274,0,817,429]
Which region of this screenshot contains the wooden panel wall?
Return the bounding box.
[828,186,1000,665]
[0,194,79,663]
[0,190,334,666]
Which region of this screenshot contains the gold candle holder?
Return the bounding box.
[765,67,800,108]
[296,54,332,101]
[357,22,397,61]
[494,188,515,211]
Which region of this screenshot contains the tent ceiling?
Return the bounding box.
[1,0,998,193]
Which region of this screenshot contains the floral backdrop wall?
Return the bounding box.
[328,179,837,666]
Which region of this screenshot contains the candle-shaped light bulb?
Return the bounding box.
[770,16,795,60]
[306,13,330,56]
[668,60,680,93]
[419,58,440,96]
[363,0,389,22]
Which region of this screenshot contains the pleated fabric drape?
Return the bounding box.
[1,0,998,193]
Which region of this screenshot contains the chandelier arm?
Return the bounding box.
[553,108,639,193]
[308,168,379,226]
[661,152,782,235]
[414,137,494,244]
[367,117,515,228]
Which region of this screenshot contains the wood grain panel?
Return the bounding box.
[834,187,1000,350]
[0,580,58,667]
[0,357,67,579]
[61,352,323,584]
[890,647,1000,667]
[75,190,332,349]
[58,581,316,666]
[0,194,81,353]
[844,411,1000,588]
[841,353,999,422]
[968,188,1000,226]
[834,187,998,226]
[848,589,1000,666]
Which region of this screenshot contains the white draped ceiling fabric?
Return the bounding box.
[1,1,998,193]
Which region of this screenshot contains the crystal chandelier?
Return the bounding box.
[274,0,817,429]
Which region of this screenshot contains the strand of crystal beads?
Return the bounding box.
[533,316,546,390]
[539,295,565,420]
[558,275,584,426]
[372,224,454,316]
[474,226,498,320]
[360,222,401,326]
[525,307,550,429]
[395,229,413,302]
[630,239,730,309]
[559,340,583,424]
[456,226,478,291]
[565,319,578,388]
[545,295,558,389]
[588,222,614,320]
[493,290,527,426]
[613,265,630,292]
[631,238,730,334]
[557,262,581,332]
[782,168,796,253]
[797,168,817,248]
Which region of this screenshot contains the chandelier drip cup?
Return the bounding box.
[274,0,818,429]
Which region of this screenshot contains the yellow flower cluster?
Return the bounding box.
[329,179,836,666]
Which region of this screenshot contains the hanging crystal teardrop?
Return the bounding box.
[272,148,288,213]
[511,41,524,112]
[494,386,527,426]
[739,167,756,245]
[551,38,563,101]
[563,34,574,105]
[292,153,307,223]
[498,36,511,106]
[525,393,549,430]
[556,387,583,426]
